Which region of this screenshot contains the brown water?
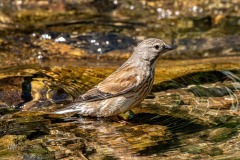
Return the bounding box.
[0,0,240,159]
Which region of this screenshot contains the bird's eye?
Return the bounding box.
[154,45,160,50]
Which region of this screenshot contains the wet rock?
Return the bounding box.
[174,35,240,59]
[73,119,172,159]
[188,86,230,97]
[154,92,183,107]
[37,125,86,159]
[1,0,240,21]
[0,135,27,159]
[0,11,12,29]
[91,0,118,13]
[220,116,240,128]
[0,0,240,60]
[66,32,136,54]
[0,58,240,112]
[207,127,237,142]
[36,32,136,54]
[35,39,88,57]
[136,68,240,126]
[0,77,23,108]
[0,12,12,24]
[208,97,238,109]
[22,144,54,160]
[180,143,223,156]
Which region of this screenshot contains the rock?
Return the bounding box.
[207,127,237,142]
[0,135,27,159]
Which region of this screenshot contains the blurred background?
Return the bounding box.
[0,0,240,67]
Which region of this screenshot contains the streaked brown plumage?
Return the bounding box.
[54,38,173,117]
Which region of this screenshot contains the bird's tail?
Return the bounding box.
[53,103,82,114]
[54,108,77,114]
[53,103,94,116]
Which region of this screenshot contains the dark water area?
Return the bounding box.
[0,0,240,159]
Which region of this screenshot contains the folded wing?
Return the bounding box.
[77,64,140,102]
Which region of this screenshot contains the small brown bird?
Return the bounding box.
[54,38,173,117]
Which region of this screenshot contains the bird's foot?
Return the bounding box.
[110,116,131,124]
[110,110,135,124]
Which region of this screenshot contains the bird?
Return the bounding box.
[54,38,173,117]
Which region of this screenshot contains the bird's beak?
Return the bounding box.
[163,44,174,51]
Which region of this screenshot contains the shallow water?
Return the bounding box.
[0,0,240,160]
[0,63,239,159]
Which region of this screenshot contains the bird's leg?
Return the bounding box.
[118,110,135,120]
[110,110,135,124]
[110,116,131,124]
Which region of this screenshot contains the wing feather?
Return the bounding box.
[76,64,140,102]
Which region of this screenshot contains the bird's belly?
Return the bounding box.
[73,80,153,117]
[78,94,136,117]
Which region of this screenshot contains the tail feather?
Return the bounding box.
[53,103,82,114]
[54,108,78,114]
[53,103,94,115]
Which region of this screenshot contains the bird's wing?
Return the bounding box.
[77,64,140,102]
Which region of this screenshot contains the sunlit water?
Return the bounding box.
[0,67,240,159]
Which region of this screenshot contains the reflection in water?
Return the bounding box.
[37,32,136,54]
[0,69,240,159]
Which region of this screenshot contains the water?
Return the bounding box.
[0,65,239,159]
[0,0,240,159]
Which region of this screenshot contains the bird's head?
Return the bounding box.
[134,38,173,64]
